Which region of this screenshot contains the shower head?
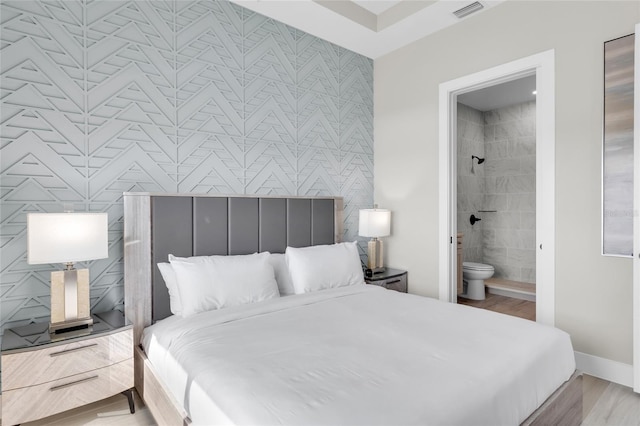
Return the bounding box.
[472,155,485,164]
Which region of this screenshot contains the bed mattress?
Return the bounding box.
[141,285,575,425]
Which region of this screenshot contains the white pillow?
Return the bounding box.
[169,252,279,317]
[209,252,280,307]
[165,254,214,317]
[167,253,215,316]
[157,262,182,316]
[168,254,210,264]
[169,259,223,317]
[285,242,364,294]
[268,253,295,296]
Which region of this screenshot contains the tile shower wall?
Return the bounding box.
[457,101,536,283]
[482,101,536,283]
[0,0,373,332]
[456,103,485,263]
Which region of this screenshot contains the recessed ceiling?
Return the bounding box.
[457,75,537,112]
[352,0,402,15]
[229,0,506,59]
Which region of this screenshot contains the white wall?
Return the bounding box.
[375,1,639,364]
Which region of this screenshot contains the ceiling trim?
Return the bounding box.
[314,0,377,31]
[352,0,401,15]
[377,1,436,31]
[229,0,506,59]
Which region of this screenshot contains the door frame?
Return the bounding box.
[438,50,556,326]
[633,23,639,393]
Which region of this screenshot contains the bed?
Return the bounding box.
[123,193,582,426]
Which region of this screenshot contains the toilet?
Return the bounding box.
[462,262,495,300]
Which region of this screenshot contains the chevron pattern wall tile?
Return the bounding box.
[176,1,245,194]
[0,0,373,333]
[1,0,89,331]
[298,147,341,197]
[178,134,246,194]
[337,47,373,246]
[298,32,340,97]
[340,48,374,105]
[298,92,339,151]
[340,101,374,154]
[341,151,374,244]
[85,0,178,315]
[175,1,244,72]
[245,140,298,195]
[245,79,297,145]
[244,12,296,86]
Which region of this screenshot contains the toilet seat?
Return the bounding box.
[463,262,494,271]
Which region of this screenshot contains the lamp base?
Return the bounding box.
[49,317,93,334]
[367,238,384,270]
[50,268,92,332]
[364,266,387,278]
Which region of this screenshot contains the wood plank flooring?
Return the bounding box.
[583,378,640,425]
[583,374,611,418]
[458,292,536,321]
[0,391,154,426]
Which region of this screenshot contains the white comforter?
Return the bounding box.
[142,285,575,425]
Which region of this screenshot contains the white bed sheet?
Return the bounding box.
[142,285,575,426]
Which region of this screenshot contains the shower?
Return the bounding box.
[471,155,485,164]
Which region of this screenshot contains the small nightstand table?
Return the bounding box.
[365,268,408,293]
[1,310,134,426]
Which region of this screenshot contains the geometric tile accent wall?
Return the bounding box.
[456,103,485,265]
[456,101,536,284]
[0,0,373,333]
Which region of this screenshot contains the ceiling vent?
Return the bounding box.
[453,1,484,19]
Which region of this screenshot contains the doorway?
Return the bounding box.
[438,50,555,326]
[455,76,537,321]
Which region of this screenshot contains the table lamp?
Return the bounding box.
[27,212,108,333]
[359,207,391,274]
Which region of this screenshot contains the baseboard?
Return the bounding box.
[487,287,536,302]
[575,351,634,387]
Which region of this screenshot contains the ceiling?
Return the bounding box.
[229,0,506,59]
[352,0,402,14]
[457,75,537,111]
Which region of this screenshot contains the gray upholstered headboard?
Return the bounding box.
[123,193,343,344]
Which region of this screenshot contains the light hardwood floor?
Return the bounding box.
[458,292,536,321]
[0,374,637,425]
[0,391,154,426]
[583,375,640,425]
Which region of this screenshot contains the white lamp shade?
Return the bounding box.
[27,213,109,264]
[358,209,391,238]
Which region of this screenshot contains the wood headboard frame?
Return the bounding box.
[123,193,344,345]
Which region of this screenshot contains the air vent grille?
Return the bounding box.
[453,1,484,19]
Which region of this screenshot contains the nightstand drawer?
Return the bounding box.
[365,268,408,293]
[1,327,132,391]
[1,358,133,425]
[378,275,407,292]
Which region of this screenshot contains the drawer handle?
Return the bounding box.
[50,375,98,391]
[387,279,402,284]
[49,343,98,357]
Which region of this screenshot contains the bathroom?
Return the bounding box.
[456,75,536,320]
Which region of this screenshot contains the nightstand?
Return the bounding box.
[365,268,408,293]
[1,310,134,425]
